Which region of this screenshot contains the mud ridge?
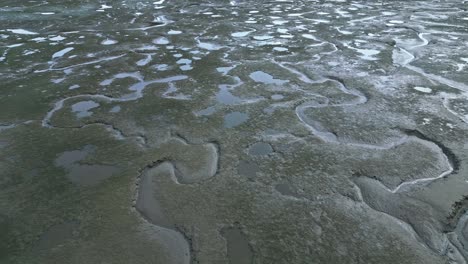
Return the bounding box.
[402,128,460,173]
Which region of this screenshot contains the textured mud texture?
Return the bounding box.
[1,0,468,263]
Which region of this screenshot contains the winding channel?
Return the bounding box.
[41,73,188,128]
[276,26,467,261]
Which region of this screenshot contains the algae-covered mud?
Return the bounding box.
[1,0,468,263]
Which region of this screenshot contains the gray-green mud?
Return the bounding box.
[1,0,468,263]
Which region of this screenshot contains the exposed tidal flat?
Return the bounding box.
[1,0,468,263]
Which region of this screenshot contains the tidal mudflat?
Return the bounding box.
[1,0,468,263]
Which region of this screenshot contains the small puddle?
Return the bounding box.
[356,48,380,61]
[237,160,259,180]
[217,85,242,105]
[413,86,432,93]
[224,112,249,128]
[275,183,300,198]
[55,145,120,186]
[6,29,38,35]
[153,37,170,45]
[253,35,274,41]
[54,145,95,168]
[52,47,74,59]
[66,165,120,186]
[101,39,118,45]
[221,226,254,264]
[180,64,193,71]
[248,142,273,156]
[392,48,414,65]
[154,64,169,71]
[71,100,100,118]
[36,221,79,251]
[216,66,235,75]
[271,94,284,100]
[198,42,223,51]
[232,31,251,38]
[109,105,121,113]
[195,106,217,116]
[273,47,289,52]
[249,71,288,85]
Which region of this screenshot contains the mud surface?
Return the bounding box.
[1,0,468,263]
